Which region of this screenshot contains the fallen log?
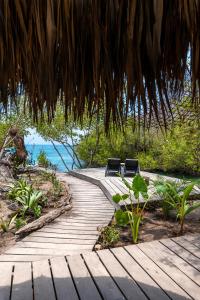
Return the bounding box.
[16,193,72,237]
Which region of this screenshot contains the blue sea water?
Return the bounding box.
[25,144,81,172]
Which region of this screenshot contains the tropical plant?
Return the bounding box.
[40,171,62,198]
[15,217,27,229]
[154,178,181,217]
[16,190,43,218]
[113,174,149,243]
[37,151,50,168]
[8,179,33,200]
[154,179,200,233]
[8,179,45,218]
[99,225,119,248]
[0,214,17,232]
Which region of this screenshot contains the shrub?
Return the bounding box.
[8,179,45,218]
[0,214,17,232]
[100,225,119,247]
[113,174,149,243]
[37,151,50,168]
[154,178,200,233]
[8,179,33,200]
[40,171,62,198]
[15,217,27,229]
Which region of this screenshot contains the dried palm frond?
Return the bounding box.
[0,0,199,130]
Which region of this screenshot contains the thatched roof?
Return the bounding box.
[0,0,199,129]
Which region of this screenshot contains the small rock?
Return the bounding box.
[8,203,20,211]
[94,244,102,251]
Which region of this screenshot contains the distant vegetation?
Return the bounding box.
[77,100,200,176]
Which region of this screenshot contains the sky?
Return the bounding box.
[25,128,60,145]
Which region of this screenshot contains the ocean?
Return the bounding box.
[25,144,82,172]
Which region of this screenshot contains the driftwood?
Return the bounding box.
[16,193,72,237]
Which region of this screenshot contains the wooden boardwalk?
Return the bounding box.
[0,175,114,262]
[70,168,200,207]
[1,234,200,299]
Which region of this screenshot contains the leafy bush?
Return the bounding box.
[15,217,27,229]
[137,153,158,170]
[8,179,33,200]
[37,151,50,168]
[16,190,43,218]
[113,174,149,243]
[0,214,17,232]
[154,178,181,217]
[8,179,45,218]
[77,110,200,176]
[99,225,119,247]
[41,171,62,197]
[154,178,200,233]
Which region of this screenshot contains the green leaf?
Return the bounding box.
[141,192,148,200]
[182,183,194,202]
[122,178,132,190]
[122,194,129,200]
[112,194,122,203]
[114,210,129,226]
[132,175,148,199]
[185,201,200,215]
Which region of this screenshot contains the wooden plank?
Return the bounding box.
[161,238,200,271]
[105,179,124,195]
[5,247,91,256]
[58,216,112,221]
[125,245,191,300]
[23,236,96,244]
[110,178,129,194]
[50,257,78,300]
[72,207,114,213]
[67,255,101,300]
[55,219,110,224]
[0,255,53,262]
[83,252,125,300]
[53,221,107,227]
[153,241,200,286]
[180,234,200,252]
[138,241,200,299]
[11,263,32,300]
[0,262,13,300]
[37,228,99,235]
[101,180,116,196]
[97,249,147,300]
[33,260,56,300]
[17,241,92,250]
[71,201,111,205]
[111,247,170,300]
[73,208,114,213]
[72,204,113,209]
[44,223,100,230]
[29,232,98,240]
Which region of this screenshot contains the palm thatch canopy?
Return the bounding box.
[0,0,199,129]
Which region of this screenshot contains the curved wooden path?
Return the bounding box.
[1,171,200,299]
[1,234,200,300]
[69,168,200,207]
[0,174,114,262]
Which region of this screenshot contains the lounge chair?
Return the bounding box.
[105,158,121,176]
[123,159,140,176]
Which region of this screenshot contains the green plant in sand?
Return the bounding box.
[154,178,200,233]
[100,225,119,247]
[113,174,149,243]
[0,214,17,232]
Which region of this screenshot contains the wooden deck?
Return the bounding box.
[70,168,200,207]
[1,234,200,300]
[0,174,114,262]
